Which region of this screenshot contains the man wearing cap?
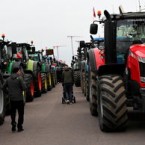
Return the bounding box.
[3,67,26,132]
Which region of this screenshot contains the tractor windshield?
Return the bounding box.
[29,53,43,62]
[0,45,8,61]
[29,54,39,61]
[2,45,8,60]
[116,18,145,63]
[7,46,13,58]
[117,19,145,52]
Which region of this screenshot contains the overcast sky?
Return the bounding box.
[0,0,145,65]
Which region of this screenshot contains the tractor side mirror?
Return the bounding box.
[90,23,98,34]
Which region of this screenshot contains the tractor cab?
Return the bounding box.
[0,40,9,61]
[90,10,145,73]
[29,51,43,62]
[7,43,30,63]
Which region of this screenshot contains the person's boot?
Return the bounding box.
[18,128,24,132]
[11,122,16,132]
[12,126,16,132]
[17,124,24,132]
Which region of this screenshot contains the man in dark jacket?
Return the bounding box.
[62,65,74,104]
[3,67,26,132]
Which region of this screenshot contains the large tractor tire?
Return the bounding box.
[81,71,85,94]
[23,91,27,105]
[98,75,128,132]
[41,73,47,93]
[34,72,42,97]
[85,78,90,102]
[89,71,98,116]
[24,74,34,102]
[47,72,52,91]
[0,88,5,125]
[83,63,89,101]
[51,73,56,88]
[73,71,81,87]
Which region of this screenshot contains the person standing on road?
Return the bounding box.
[62,65,74,104]
[3,67,26,132]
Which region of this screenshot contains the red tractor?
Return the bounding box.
[88,9,145,132]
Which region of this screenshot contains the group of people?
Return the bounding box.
[2,65,74,132]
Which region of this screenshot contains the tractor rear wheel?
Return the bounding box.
[34,72,42,97]
[47,73,52,91]
[0,88,5,125]
[41,73,47,93]
[89,71,98,116]
[24,74,34,102]
[81,71,85,94]
[74,71,80,87]
[85,81,89,101]
[98,75,128,132]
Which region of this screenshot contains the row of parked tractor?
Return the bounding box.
[71,8,145,132]
[0,35,65,125]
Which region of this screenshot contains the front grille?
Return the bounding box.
[139,62,145,77]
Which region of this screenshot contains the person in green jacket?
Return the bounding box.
[62,65,74,104]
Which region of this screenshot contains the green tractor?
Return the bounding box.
[6,42,42,101]
[28,49,52,93]
[45,49,57,88]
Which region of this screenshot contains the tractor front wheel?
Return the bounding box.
[98,75,128,132]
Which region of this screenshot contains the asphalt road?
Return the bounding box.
[0,84,145,145]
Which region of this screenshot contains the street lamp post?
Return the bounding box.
[67,36,81,56]
[53,45,65,60]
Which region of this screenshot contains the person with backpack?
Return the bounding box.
[3,67,26,132]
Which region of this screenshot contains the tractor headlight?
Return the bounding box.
[140,77,145,83]
[138,56,145,63]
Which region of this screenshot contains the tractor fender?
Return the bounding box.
[98,64,125,76]
[6,61,23,74]
[41,63,50,73]
[26,60,38,78]
[12,61,21,68]
[33,61,41,78]
[6,61,14,74]
[26,59,34,72]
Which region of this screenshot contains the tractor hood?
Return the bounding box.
[130,44,145,60]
